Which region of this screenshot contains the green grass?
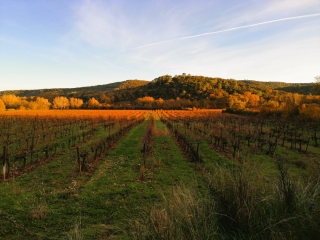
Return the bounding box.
[75,114,208,239]
[124,113,214,239]
[148,113,320,240]
[0,113,209,239]
[0,119,140,239]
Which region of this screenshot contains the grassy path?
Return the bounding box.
[76,113,207,239]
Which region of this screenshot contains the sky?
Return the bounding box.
[0,0,320,91]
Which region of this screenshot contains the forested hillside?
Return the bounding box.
[0,80,148,100]
[0,74,319,120]
[0,75,314,100]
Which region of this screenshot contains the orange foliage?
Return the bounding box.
[0,99,5,111]
[0,94,21,109]
[87,97,100,109]
[0,110,146,121]
[299,104,320,120]
[136,96,155,104]
[69,98,83,109]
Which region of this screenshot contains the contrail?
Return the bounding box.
[133,12,320,49]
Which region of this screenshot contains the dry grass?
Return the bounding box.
[128,184,218,240]
[67,219,84,240]
[129,162,320,239]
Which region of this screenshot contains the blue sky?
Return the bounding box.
[1,0,320,91]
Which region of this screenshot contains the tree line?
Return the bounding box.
[1,74,319,120]
[0,95,101,111]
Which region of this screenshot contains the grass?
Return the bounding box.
[71,113,208,239]
[0,117,141,239]
[137,112,320,240]
[130,159,320,239]
[127,184,219,240]
[125,113,212,239]
[0,110,319,239]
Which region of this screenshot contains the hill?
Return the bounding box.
[0,75,318,111]
[108,75,315,103]
[0,76,314,102]
[0,80,149,102]
[239,80,313,95]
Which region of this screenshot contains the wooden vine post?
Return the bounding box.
[76,147,82,173]
[3,146,7,181]
[196,141,200,162]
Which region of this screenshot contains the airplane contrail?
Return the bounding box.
[133,12,320,49]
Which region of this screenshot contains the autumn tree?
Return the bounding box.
[87,97,100,109]
[244,92,260,108]
[227,94,248,111]
[0,94,21,109]
[154,98,164,108]
[299,104,320,120]
[261,100,279,114]
[70,98,83,109]
[35,97,51,110]
[19,100,33,110]
[53,96,70,109]
[0,99,5,111]
[136,96,155,109]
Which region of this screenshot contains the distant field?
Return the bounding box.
[0,110,319,239]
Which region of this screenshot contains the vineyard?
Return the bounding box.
[0,110,319,239]
[0,110,145,180]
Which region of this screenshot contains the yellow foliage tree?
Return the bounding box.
[136,96,155,108]
[299,104,320,120]
[87,97,100,109]
[19,100,33,110]
[53,96,70,109]
[0,94,21,109]
[0,99,5,111]
[227,94,248,111]
[244,92,260,108]
[261,100,279,114]
[36,97,51,110]
[154,98,164,108]
[70,98,83,109]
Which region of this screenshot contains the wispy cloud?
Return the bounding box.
[132,12,320,49]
